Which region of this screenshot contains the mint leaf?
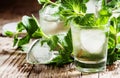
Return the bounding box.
[96,8,112,26]
[16,22,25,32]
[17,35,30,47]
[46,35,59,51]
[32,28,43,38]
[101,0,120,11]
[22,16,39,37]
[4,31,14,37]
[61,0,88,13]
[59,0,112,27]
[74,13,96,26]
[107,0,120,8]
[13,15,44,48]
[13,35,18,47]
[107,16,120,65]
[59,8,77,25]
[64,29,73,50]
[59,0,88,25]
[48,29,73,66]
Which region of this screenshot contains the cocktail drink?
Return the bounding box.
[39,5,69,35]
[27,5,69,64]
[71,22,108,73]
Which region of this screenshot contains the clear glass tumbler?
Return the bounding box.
[71,22,109,73]
[27,5,69,64]
[39,5,69,35]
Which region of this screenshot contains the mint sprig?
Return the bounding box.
[13,16,43,48]
[14,15,73,66]
[59,0,88,25]
[107,16,120,65]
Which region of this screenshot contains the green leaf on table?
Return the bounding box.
[32,28,43,38]
[13,15,43,48]
[4,31,14,37]
[22,16,39,37]
[17,35,30,47]
[16,22,25,32]
[13,34,18,47]
[13,34,30,48]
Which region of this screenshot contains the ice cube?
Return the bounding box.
[27,40,58,64]
[32,45,53,63]
[80,29,106,54]
[39,5,69,35]
[86,0,97,13]
[40,5,60,22]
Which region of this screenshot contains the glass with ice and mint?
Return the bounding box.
[71,23,108,72]
[39,5,69,35]
[70,12,110,73]
[27,1,70,64]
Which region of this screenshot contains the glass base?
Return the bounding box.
[75,60,106,73]
[76,66,106,73]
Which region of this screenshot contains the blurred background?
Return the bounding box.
[0,0,41,27]
[0,0,111,32]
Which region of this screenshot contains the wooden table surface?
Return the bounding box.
[0,37,120,78]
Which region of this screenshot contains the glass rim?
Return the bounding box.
[70,20,109,29]
[71,23,109,28]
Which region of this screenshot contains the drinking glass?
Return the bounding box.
[39,5,69,35]
[27,5,69,64]
[71,22,109,73]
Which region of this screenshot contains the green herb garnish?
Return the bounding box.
[4,31,14,37]
[13,15,73,66]
[107,16,120,65]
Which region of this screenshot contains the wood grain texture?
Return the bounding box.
[29,64,81,78]
[0,37,120,78]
